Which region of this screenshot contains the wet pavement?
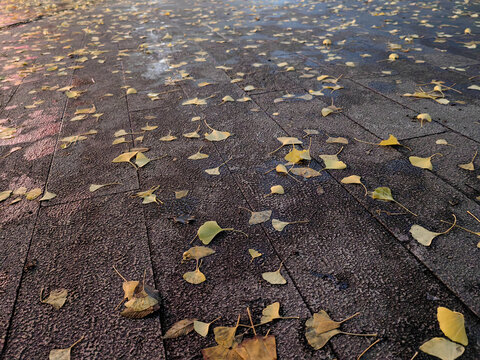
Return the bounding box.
[0,0,479,359]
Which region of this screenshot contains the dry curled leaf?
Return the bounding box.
[183,246,216,261]
[164,319,197,339]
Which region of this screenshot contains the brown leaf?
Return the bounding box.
[164,318,197,339]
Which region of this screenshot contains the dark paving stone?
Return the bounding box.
[1,194,167,359]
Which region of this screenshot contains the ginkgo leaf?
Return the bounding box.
[182,97,208,106]
[241,208,272,225]
[269,137,303,154]
[321,107,333,117]
[248,249,262,261]
[436,139,452,146]
[244,85,256,91]
[122,281,140,300]
[175,190,188,199]
[410,225,443,246]
[265,185,284,197]
[135,152,150,168]
[272,218,308,232]
[74,104,96,115]
[289,167,321,178]
[112,137,129,145]
[141,124,158,131]
[326,136,348,144]
[114,129,128,137]
[260,302,297,324]
[341,175,367,195]
[39,191,57,201]
[306,329,341,350]
[194,317,220,337]
[214,317,240,348]
[126,88,137,95]
[319,154,346,170]
[121,284,160,318]
[41,288,68,309]
[262,263,287,285]
[183,127,201,138]
[49,337,83,360]
[164,319,196,339]
[160,132,177,141]
[458,150,477,171]
[235,335,277,360]
[25,188,42,200]
[205,167,221,175]
[409,154,442,170]
[183,246,216,261]
[303,129,319,137]
[417,113,432,126]
[89,183,120,192]
[188,151,209,160]
[285,146,311,164]
[372,187,417,216]
[0,190,12,202]
[437,307,468,346]
[379,134,400,146]
[205,129,231,142]
[419,338,464,360]
[221,95,234,103]
[371,187,394,201]
[112,151,138,163]
[197,221,227,245]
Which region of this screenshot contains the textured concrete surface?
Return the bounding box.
[1,0,479,359]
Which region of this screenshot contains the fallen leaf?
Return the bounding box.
[266,185,284,197]
[175,190,189,199]
[341,175,367,195]
[262,263,286,285]
[417,113,432,127]
[242,208,272,225]
[49,337,83,360]
[89,183,120,192]
[198,221,233,245]
[458,150,477,171]
[194,317,220,337]
[409,154,442,170]
[419,337,464,360]
[135,152,151,168]
[205,126,231,142]
[289,167,321,178]
[248,249,262,262]
[39,191,57,201]
[260,302,297,324]
[235,335,277,360]
[41,288,68,309]
[0,190,12,202]
[164,319,196,339]
[183,246,216,261]
[326,136,348,144]
[272,218,308,231]
[437,307,468,346]
[371,187,417,216]
[25,188,42,200]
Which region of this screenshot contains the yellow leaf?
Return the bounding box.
[126,88,137,94]
[417,113,432,126]
[458,150,477,171]
[319,154,346,170]
[89,183,120,192]
[41,288,68,309]
[437,307,468,345]
[266,185,284,196]
[141,124,158,131]
[214,322,239,348]
[194,320,212,337]
[248,249,262,261]
[0,190,12,202]
[321,107,334,117]
[25,188,42,200]
[341,175,367,195]
[262,263,286,285]
[326,136,348,144]
[112,151,138,163]
[183,268,206,284]
[49,337,83,360]
[74,104,96,115]
[160,132,177,141]
[409,156,434,170]
[112,137,128,145]
[182,246,215,261]
[419,337,464,360]
[379,134,401,146]
[39,191,56,201]
[246,210,272,225]
[235,335,277,360]
[260,302,282,323]
[135,152,150,168]
[175,190,188,199]
[188,151,209,160]
[205,129,231,142]
[182,97,208,106]
[409,225,442,246]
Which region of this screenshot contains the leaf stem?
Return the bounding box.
[354,138,377,146]
[440,221,480,237]
[113,264,128,282]
[440,214,457,234]
[357,338,381,360]
[69,336,85,349]
[340,312,360,323]
[467,211,480,224]
[393,200,417,217]
[340,331,377,337]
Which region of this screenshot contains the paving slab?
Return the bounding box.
[1,194,166,359]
